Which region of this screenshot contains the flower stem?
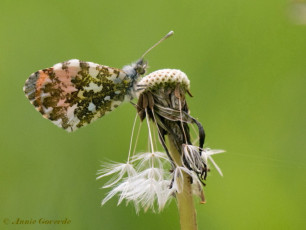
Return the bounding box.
[167,136,198,230]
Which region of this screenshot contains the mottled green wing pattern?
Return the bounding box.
[23,59,133,132]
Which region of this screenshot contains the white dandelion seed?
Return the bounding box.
[97,162,136,188]
[132,151,170,170]
[182,144,206,174]
[171,166,194,193]
[202,148,225,177]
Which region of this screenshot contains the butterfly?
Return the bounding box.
[23,31,173,132]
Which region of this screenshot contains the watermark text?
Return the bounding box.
[3,217,71,225]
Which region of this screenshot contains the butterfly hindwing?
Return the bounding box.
[23,59,132,132]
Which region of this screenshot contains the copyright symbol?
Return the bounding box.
[3,218,9,225]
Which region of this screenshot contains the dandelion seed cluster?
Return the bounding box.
[97,150,223,212]
[97,69,224,213]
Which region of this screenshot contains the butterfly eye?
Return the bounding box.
[136,66,146,75]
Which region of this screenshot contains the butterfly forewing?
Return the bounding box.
[23,59,132,132]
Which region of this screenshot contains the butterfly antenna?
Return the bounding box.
[141,31,174,59]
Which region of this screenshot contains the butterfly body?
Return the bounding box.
[23,31,173,132]
[24,59,146,132]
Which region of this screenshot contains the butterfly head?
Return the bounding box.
[123,31,173,80]
[135,59,147,75]
[122,58,147,80]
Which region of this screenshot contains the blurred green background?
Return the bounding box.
[0,0,305,229]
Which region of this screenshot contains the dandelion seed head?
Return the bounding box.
[97,67,225,213]
[138,69,190,91]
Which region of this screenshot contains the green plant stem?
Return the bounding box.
[167,136,198,230]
